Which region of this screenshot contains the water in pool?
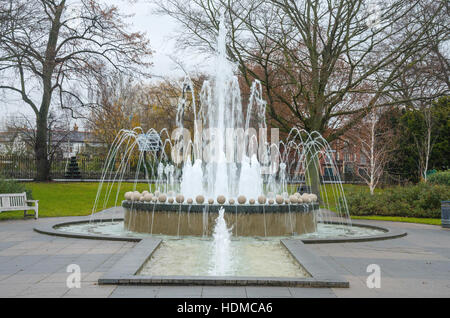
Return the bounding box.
[137,237,310,278]
[56,221,384,239]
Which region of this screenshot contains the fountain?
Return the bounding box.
[31,15,409,287]
[90,15,351,238]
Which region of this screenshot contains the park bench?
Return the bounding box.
[0,192,38,219]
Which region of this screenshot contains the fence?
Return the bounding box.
[0,155,404,184]
[0,155,124,180]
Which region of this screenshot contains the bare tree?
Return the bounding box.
[153,0,446,195]
[387,1,449,181]
[0,0,152,180]
[351,108,393,194]
[85,72,145,148]
[6,111,73,164]
[154,0,445,136]
[86,72,205,149]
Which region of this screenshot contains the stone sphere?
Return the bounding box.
[143,193,153,202]
[229,199,235,205]
[302,194,312,203]
[124,192,133,201]
[187,198,193,204]
[285,199,290,204]
[175,194,184,204]
[158,194,167,203]
[131,193,141,201]
[297,197,303,203]
[217,195,226,205]
[310,194,318,202]
[289,195,298,204]
[294,192,301,199]
[249,198,255,205]
[168,197,174,204]
[152,196,158,202]
[257,195,267,204]
[133,191,140,195]
[237,195,247,205]
[195,195,205,204]
[139,195,145,202]
[142,190,149,195]
[268,199,274,205]
[208,198,214,205]
[275,195,284,204]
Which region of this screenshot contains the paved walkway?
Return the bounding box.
[0,211,449,298]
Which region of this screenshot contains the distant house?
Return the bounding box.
[0,130,28,155]
[278,136,367,183]
[0,125,105,158]
[319,138,367,182]
[51,126,105,158]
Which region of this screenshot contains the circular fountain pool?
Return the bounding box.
[54,220,386,240]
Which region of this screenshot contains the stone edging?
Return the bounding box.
[33,217,407,244]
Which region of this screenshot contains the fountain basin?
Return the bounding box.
[138,237,311,278]
[122,201,319,236]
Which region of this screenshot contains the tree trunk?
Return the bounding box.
[305,110,324,202]
[306,151,321,203]
[35,113,50,181]
[32,1,64,181]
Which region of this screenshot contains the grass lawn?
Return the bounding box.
[0,182,153,220]
[351,215,441,226]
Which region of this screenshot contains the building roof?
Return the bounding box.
[0,129,103,144]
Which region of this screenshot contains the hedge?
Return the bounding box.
[0,178,33,199]
[343,183,450,218]
[428,170,450,186]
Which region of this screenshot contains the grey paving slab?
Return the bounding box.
[426,247,450,259]
[245,286,292,298]
[331,275,383,298]
[15,282,70,298]
[63,282,116,298]
[0,273,50,284]
[0,241,21,250]
[156,286,203,298]
[110,286,160,298]
[289,287,337,298]
[201,286,247,298]
[0,283,33,297]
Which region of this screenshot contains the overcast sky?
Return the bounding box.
[0,0,209,129]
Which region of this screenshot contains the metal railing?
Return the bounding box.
[0,155,405,184]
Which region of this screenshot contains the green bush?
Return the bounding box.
[428,170,450,186]
[0,178,33,199]
[344,183,450,218]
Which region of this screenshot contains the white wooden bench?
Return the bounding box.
[0,192,38,219]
